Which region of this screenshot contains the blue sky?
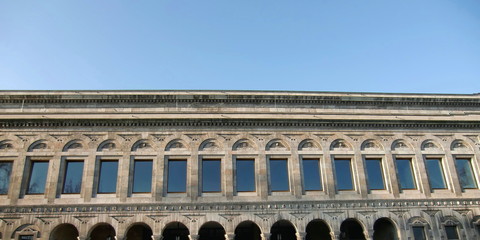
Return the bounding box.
[1,1,479,93]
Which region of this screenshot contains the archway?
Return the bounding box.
[89,223,115,240]
[198,221,225,240]
[340,219,366,240]
[50,224,79,240]
[234,221,261,240]
[270,220,296,240]
[125,223,153,240]
[162,222,189,240]
[373,218,398,240]
[306,219,332,240]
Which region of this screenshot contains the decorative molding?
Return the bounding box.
[219,214,241,222]
[290,212,310,220]
[36,216,60,224]
[111,215,133,223]
[183,214,205,222]
[254,213,275,221]
[0,216,21,225]
[147,215,168,223]
[73,216,96,224]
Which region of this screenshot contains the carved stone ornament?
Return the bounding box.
[331,140,350,150]
[29,141,48,151]
[299,140,319,151]
[132,140,151,151]
[200,140,219,151]
[267,141,286,150]
[233,140,254,151]
[0,141,13,150]
[392,140,409,150]
[166,141,185,151]
[451,140,469,151]
[422,140,439,151]
[99,141,116,151]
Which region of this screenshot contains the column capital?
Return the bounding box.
[225,233,235,240]
[189,234,200,240]
[261,233,271,240]
[296,231,306,240]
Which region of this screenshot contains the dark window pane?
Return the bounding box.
[425,159,447,189]
[19,236,34,240]
[202,159,221,192]
[133,160,153,193]
[27,161,49,194]
[455,159,477,189]
[396,159,416,189]
[236,159,255,192]
[270,159,289,191]
[365,159,385,190]
[445,226,459,239]
[0,162,13,194]
[412,226,426,240]
[335,159,353,190]
[62,161,84,194]
[98,161,118,193]
[167,160,187,193]
[303,159,322,191]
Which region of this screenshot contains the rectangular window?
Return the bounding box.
[365,158,385,190]
[302,159,322,191]
[132,160,153,193]
[202,159,221,192]
[167,159,187,193]
[396,159,416,190]
[0,162,13,194]
[425,158,447,189]
[334,159,353,190]
[236,159,255,192]
[270,159,289,191]
[19,236,34,240]
[412,226,426,240]
[97,161,118,193]
[445,226,459,240]
[27,161,49,194]
[62,161,84,194]
[455,158,477,189]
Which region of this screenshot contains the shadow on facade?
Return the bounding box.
[125,223,153,240]
[198,221,226,240]
[373,218,398,240]
[162,222,189,240]
[340,219,366,240]
[234,221,261,240]
[306,219,332,240]
[49,223,79,240]
[89,223,115,240]
[270,220,296,240]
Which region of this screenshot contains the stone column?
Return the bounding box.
[384,152,400,197]
[323,153,336,198]
[189,153,199,201]
[290,148,303,199]
[413,148,431,197]
[443,149,463,196]
[224,153,234,200]
[153,153,164,201]
[225,233,235,240]
[261,233,271,240]
[46,153,62,203]
[151,235,163,240]
[9,151,27,204]
[82,153,96,202]
[354,151,368,198]
[295,231,306,240]
[188,234,200,240]
[118,154,130,202]
[258,151,268,200]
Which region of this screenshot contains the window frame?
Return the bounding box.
[301,157,323,191]
[165,157,188,194]
[395,157,417,190]
[268,157,290,192]
[131,158,153,194]
[61,159,84,194]
[25,158,50,195]
[454,156,478,190]
[234,157,256,193]
[200,158,222,193]
[364,157,386,191]
[424,157,448,190]
[96,159,119,194]
[333,158,355,191]
[0,160,13,195]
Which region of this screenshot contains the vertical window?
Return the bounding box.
[455,158,477,189]
[0,162,13,194]
[425,158,447,189]
[396,159,416,190]
[98,161,118,193]
[27,161,49,194]
[167,159,187,193]
[445,226,459,240]
[62,161,84,194]
[270,159,289,191]
[412,226,426,240]
[202,159,221,192]
[334,159,353,190]
[302,159,322,191]
[132,160,153,193]
[365,158,385,190]
[236,159,255,192]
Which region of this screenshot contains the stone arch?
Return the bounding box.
[451,139,472,151]
[421,139,443,151]
[49,223,79,240]
[306,219,332,240]
[407,217,431,240]
[298,139,321,151]
[97,140,117,152]
[373,218,398,240]
[198,221,226,240]
[124,222,153,240]
[165,139,188,151]
[234,221,262,240]
[232,138,257,151]
[199,138,222,151]
[270,220,297,240]
[330,139,352,151]
[88,222,116,240]
[62,139,83,152]
[12,224,41,239]
[391,139,412,151]
[162,221,190,240]
[131,139,152,152]
[266,139,290,151]
[0,140,14,150]
[339,218,366,240]
[28,140,48,152]
[361,139,383,151]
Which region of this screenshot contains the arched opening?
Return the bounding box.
[373,218,398,240]
[125,223,153,240]
[162,222,189,240]
[198,221,226,240]
[306,219,332,240]
[235,221,261,240]
[89,223,115,240]
[270,220,296,240]
[340,219,366,240]
[50,224,79,240]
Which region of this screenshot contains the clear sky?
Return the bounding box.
[1,1,479,93]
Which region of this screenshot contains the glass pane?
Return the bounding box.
[303,159,322,191]
[62,161,84,194]
[335,159,353,190]
[455,159,477,189]
[0,162,13,194]
[236,159,255,192]
[396,159,416,189]
[365,159,385,190]
[27,161,49,194]
[445,226,459,239]
[167,160,187,193]
[19,236,34,240]
[202,160,221,192]
[412,226,426,240]
[133,160,153,193]
[270,159,289,191]
[98,161,118,193]
[425,159,447,189]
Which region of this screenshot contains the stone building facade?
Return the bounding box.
[0,90,480,240]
